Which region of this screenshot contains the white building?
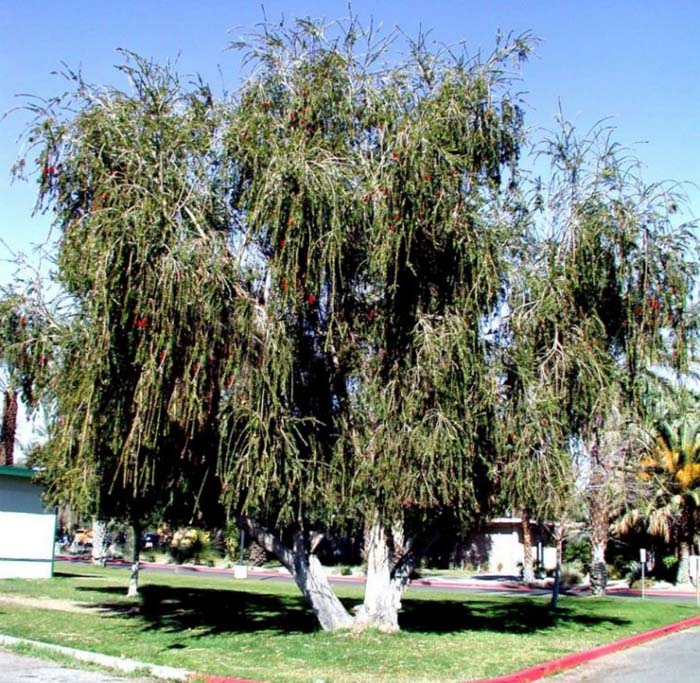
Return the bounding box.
[0,466,56,579]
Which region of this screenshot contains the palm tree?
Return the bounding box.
[621,419,700,584]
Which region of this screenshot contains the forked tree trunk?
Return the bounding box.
[240,516,352,631]
[355,515,423,633]
[354,517,406,632]
[0,389,18,466]
[127,520,141,597]
[92,518,108,566]
[521,509,535,584]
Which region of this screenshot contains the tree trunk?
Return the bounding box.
[588,444,610,596]
[0,389,18,466]
[354,517,411,633]
[589,537,608,596]
[550,525,564,609]
[127,520,141,597]
[677,540,691,585]
[240,516,352,631]
[92,518,108,566]
[521,509,535,584]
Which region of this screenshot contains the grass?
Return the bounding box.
[0,562,696,683]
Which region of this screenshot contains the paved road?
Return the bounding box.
[552,626,700,682]
[0,649,157,683]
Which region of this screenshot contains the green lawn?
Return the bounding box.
[0,563,696,683]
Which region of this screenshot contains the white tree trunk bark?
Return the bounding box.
[240,516,352,631]
[590,538,607,596]
[91,518,108,566]
[355,516,414,633]
[677,540,691,585]
[127,522,141,597]
[521,510,535,584]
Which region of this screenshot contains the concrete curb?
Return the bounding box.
[0,634,264,683]
[0,634,191,680]
[466,616,700,683]
[55,555,524,592]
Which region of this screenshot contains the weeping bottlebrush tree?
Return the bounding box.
[502,121,699,596]
[220,17,531,631]
[0,290,56,465]
[16,54,257,594]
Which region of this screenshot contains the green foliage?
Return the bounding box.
[498,120,699,542]
[17,54,252,524]
[220,17,531,529]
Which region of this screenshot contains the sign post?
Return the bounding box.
[691,555,700,608]
[640,548,647,600]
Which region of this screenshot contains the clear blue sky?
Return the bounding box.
[1,0,699,287]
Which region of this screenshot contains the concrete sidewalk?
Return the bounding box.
[0,648,160,683]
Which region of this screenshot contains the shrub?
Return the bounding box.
[169,528,211,565]
[560,562,583,586]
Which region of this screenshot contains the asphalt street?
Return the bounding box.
[552,626,700,682]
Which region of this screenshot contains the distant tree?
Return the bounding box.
[0,288,55,465]
[509,120,699,595]
[619,419,700,584]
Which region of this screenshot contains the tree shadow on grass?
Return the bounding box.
[75,581,630,638]
[77,583,322,635]
[400,596,630,634]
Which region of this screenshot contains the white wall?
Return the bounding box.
[0,472,55,579]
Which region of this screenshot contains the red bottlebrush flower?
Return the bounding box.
[422,172,432,182]
[288,217,295,227]
[368,308,377,321]
[261,100,271,108]
[158,350,166,364]
[634,305,644,317]
[435,190,444,200]
[289,111,297,122]
[391,152,399,161]
[42,165,55,177]
[18,316,27,326]
[134,316,148,329]
[226,375,234,389]
[362,193,371,203]
[306,293,317,305]
[279,238,286,249]
[280,277,288,292]
[393,212,401,222]
[541,418,549,428]
[649,298,661,310]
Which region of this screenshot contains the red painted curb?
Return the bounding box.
[467,616,700,683]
